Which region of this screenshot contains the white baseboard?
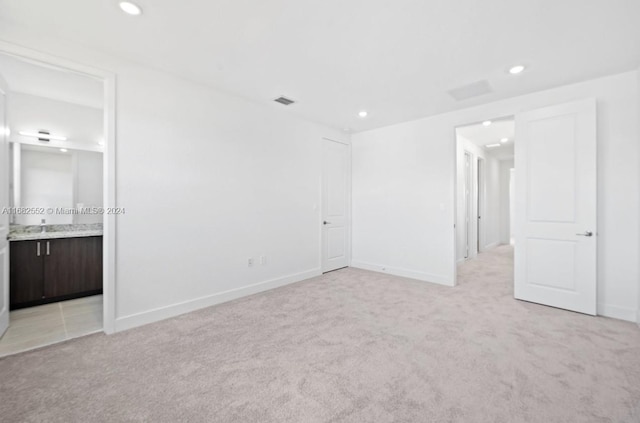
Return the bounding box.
[350,260,452,286]
[597,303,638,322]
[114,268,322,332]
[482,242,500,251]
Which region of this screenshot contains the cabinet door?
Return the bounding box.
[44,236,103,298]
[10,240,44,307]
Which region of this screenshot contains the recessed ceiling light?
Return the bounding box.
[500,138,509,143]
[358,111,368,118]
[19,131,67,141]
[485,143,501,148]
[59,148,68,153]
[482,120,492,127]
[509,65,526,75]
[119,1,142,16]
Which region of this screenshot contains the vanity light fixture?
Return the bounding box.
[485,143,501,148]
[500,137,509,143]
[482,120,492,127]
[119,1,143,16]
[358,111,368,118]
[509,65,526,75]
[19,130,67,141]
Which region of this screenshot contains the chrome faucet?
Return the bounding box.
[40,218,47,233]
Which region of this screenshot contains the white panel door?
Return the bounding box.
[322,139,349,272]
[514,99,597,315]
[0,73,9,337]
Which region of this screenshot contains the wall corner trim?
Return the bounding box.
[350,260,453,286]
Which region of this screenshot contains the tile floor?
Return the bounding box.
[0,295,102,357]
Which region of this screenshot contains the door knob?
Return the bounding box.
[576,231,593,237]
[323,221,331,225]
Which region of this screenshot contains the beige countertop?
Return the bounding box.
[8,224,104,241]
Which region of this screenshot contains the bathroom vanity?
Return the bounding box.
[8,224,103,310]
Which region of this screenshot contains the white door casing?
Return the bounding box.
[514,99,597,315]
[322,138,349,272]
[464,151,472,259]
[477,157,485,253]
[0,72,9,337]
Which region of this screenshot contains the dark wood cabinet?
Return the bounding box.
[44,237,103,298]
[10,240,45,306]
[10,236,103,309]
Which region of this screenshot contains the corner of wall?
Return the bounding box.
[350,260,453,287]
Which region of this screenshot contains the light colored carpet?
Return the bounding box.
[1,245,639,422]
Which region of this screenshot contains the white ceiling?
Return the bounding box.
[0,53,103,109]
[457,118,514,160]
[1,0,639,133]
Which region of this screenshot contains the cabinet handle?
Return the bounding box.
[46,241,50,256]
[37,242,40,257]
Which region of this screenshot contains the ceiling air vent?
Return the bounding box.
[274,96,295,106]
[448,80,493,101]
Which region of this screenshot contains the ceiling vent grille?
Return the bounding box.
[448,80,493,101]
[274,96,295,106]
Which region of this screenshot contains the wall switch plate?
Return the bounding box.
[260,255,266,265]
[248,258,254,267]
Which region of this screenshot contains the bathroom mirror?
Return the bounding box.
[9,142,103,226]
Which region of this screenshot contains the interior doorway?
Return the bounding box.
[321,138,350,273]
[0,43,116,356]
[454,117,515,279]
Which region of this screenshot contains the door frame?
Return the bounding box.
[0,41,117,334]
[476,156,485,253]
[452,115,513,286]
[320,137,351,272]
[463,150,472,259]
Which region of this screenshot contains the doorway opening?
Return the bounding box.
[454,117,515,282]
[0,44,116,356]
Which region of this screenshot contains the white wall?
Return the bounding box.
[353,71,639,322]
[485,155,500,248]
[499,159,514,245]
[455,135,501,262]
[0,32,348,330]
[637,68,640,327]
[74,150,103,224]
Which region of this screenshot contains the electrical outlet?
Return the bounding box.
[260,255,267,265]
[248,258,254,267]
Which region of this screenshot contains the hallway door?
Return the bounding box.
[322,139,350,272]
[514,99,597,315]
